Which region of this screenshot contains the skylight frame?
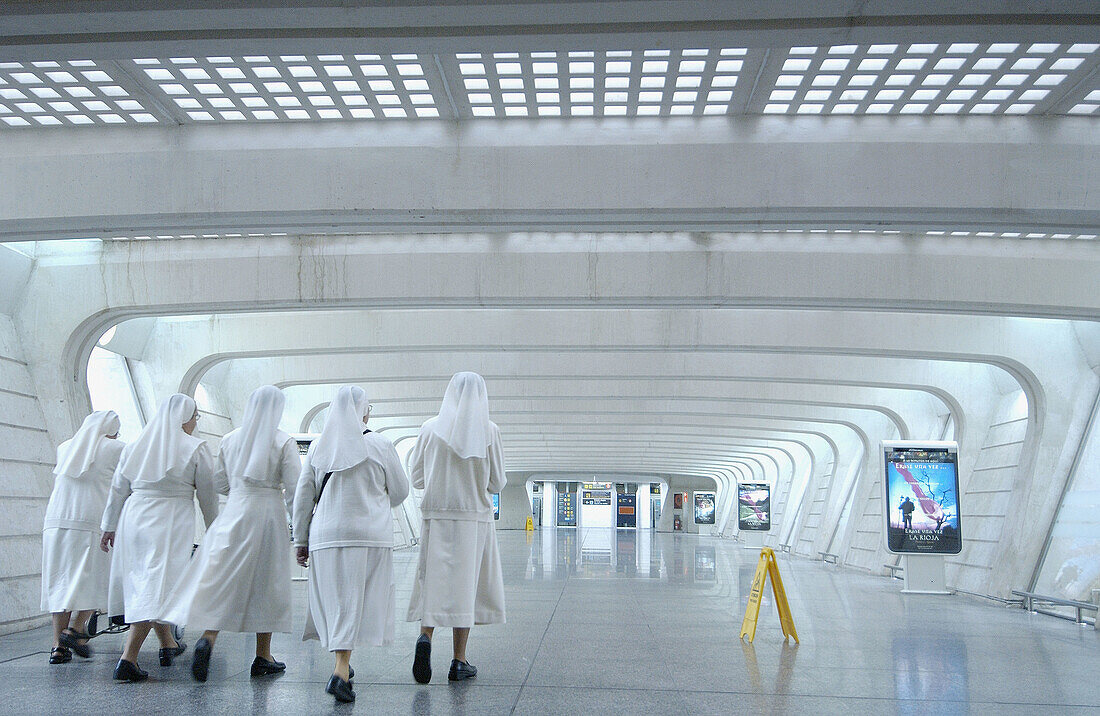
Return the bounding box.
[755,42,1100,117]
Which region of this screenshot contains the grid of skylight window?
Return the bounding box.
[1,44,1097,128]
[760,42,1099,115]
[133,54,439,121]
[451,49,750,117]
[0,60,158,126]
[87,228,1096,241]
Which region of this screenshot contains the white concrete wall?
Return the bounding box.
[0,315,53,633]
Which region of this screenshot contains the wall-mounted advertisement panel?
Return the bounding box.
[694,492,716,524]
[738,483,771,531]
[492,493,500,520]
[883,441,962,555]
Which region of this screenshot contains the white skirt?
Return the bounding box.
[107,493,195,623]
[162,488,293,633]
[406,519,506,628]
[304,546,394,651]
[41,527,109,613]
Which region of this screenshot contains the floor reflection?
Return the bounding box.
[892,633,969,707]
[523,527,726,584]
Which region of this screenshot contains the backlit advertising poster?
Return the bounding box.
[883,442,962,554]
[694,492,716,524]
[492,493,499,520]
[738,483,771,531]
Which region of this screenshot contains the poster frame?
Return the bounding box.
[881,440,963,555]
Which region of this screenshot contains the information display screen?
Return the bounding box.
[883,442,962,554]
[694,492,716,524]
[738,483,771,531]
[557,491,577,526]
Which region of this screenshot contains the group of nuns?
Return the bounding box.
[40,371,507,703]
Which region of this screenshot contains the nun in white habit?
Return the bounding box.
[292,385,409,704]
[42,410,125,664]
[161,385,301,682]
[100,393,218,682]
[406,371,506,685]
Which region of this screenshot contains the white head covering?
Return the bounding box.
[221,385,290,483]
[116,393,200,484]
[309,385,370,475]
[54,410,121,480]
[424,372,494,459]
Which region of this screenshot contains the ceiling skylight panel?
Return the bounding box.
[134,54,438,123]
[760,41,1100,116]
[450,47,743,118]
[0,60,160,127]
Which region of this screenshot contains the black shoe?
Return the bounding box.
[412,634,431,684]
[250,656,286,678]
[159,639,186,666]
[325,674,355,703]
[59,629,92,658]
[114,658,148,682]
[191,637,212,682]
[448,659,477,682]
[49,647,71,665]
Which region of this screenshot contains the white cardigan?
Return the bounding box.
[410,424,506,522]
[292,431,409,550]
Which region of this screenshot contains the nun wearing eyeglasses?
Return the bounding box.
[406,372,506,685]
[41,410,125,665]
[292,385,409,704]
[100,393,219,682]
[161,385,301,682]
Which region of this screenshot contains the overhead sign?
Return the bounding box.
[738,483,771,531]
[582,489,611,506]
[882,441,962,555]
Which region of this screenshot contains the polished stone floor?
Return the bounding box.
[1,529,1097,715]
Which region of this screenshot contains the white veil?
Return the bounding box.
[424,372,494,459]
[221,385,290,482]
[116,393,199,483]
[54,410,121,480]
[309,385,370,475]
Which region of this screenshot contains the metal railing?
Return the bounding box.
[1012,589,1098,626]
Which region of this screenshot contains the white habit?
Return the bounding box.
[162,385,301,633]
[406,372,507,627]
[41,411,125,613]
[292,385,409,651]
[102,394,218,623]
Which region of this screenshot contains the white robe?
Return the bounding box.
[405,428,507,627]
[162,435,300,633]
[102,442,218,623]
[41,437,125,613]
[293,431,409,650]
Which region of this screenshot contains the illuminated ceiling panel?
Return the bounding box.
[0,43,1096,127]
[0,59,159,126]
[762,42,1100,116]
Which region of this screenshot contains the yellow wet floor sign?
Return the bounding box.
[739,547,799,643]
[525,515,534,532]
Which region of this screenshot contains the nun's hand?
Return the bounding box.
[296,546,309,567]
[100,531,115,552]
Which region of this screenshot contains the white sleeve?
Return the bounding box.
[291,449,318,548]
